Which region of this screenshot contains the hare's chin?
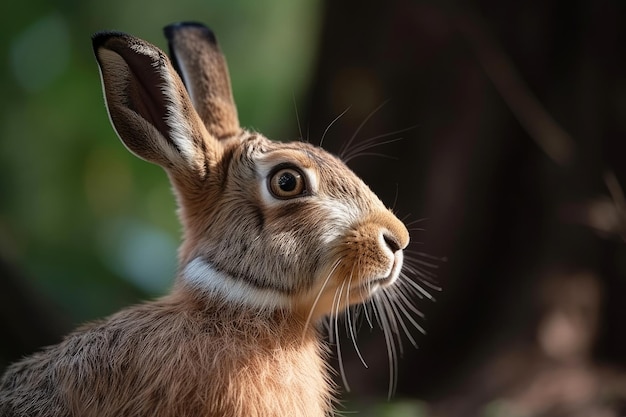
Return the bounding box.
[353,268,401,298]
[366,274,398,292]
[364,250,404,291]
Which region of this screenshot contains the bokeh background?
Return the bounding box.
[2,0,626,416]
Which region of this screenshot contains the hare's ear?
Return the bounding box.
[92,31,215,175]
[164,22,240,139]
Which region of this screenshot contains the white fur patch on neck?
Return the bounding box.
[182,257,292,311]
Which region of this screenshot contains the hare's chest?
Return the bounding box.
[198,339,333,417]
[72,323,333,417]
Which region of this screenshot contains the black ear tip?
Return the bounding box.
[163,22,217,44]
[91,31,113,50]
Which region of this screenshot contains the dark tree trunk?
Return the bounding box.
[302,0,626,410]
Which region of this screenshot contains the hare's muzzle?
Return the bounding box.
[348,213,409,297]
[298,210,410,318]
[372,228,406,284]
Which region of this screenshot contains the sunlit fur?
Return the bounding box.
[0,23,420,417]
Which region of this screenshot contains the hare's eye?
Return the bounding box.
[268,166,307,199]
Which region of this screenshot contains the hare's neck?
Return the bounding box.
[168,281,320,348]
[162,287,333,416]
[178,255,293,310]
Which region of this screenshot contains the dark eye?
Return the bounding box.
[268,166,307,199]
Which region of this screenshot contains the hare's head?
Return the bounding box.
[93,23,409,321]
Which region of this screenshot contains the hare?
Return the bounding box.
[0,22,412,417]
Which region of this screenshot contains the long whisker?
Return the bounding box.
[343,151,401,165]
[400,273,436,300]
[292,91,304,142]
[382,291,408,356]
[345,264,369,369]
[386,288,422,347]
[380,290,402,347]
[373,292,398,399]
[394,281,426,321]
[362,296,374,329]
[342,137,404,164]
[403,217,428,227]
[403,262,442,292]
[341,122,419,163]
[403,252,444,288]
[342,125,414,158]
[320,106,351,148]
[333,279,350,391]
[339,100,389,158]
[302,259,342,342]
[405,249,446,265]
[327,282,340,346]
[403,261,437,279]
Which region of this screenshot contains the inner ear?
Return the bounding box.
[164,22,240,139]
[94,32,213,173]
[122,50,173,143]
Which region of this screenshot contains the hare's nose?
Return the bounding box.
[383,232,402,253]
[381,214,410,253]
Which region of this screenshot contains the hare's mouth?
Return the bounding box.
[366,274,395,290]
[353,269,399,296]
[373,275,396,286]
[369,251,404,289]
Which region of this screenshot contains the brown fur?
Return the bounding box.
[0,22,409,416]
[1,288,332,417]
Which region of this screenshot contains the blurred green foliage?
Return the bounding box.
[0,0,321,323]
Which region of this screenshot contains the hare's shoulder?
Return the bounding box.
[0,299,225,416]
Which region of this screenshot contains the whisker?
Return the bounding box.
[402,262,438,282]
[405,223,428,232]
[292,91,304,142]
[373,293,399,399]
[390,286,426,337]
[405,249,446,263]
[302,259,342,342]
[342,136,404,163]
[320,106,351,149]
[341,122,419,163]
[400,213,413,223]
[345,269,368,369]
[333,280,350,392]
[390,183,400,212]
[343,127,410,155]
[358,124,418,146]
[403,266,442,292]
[328,272,342,344]
[380,291,402,340]
[343,151,401,164]
[339,100,390,158]
[402,216,428,226]
[400,273,436,301]
[384,291,418,352]
[362,297,374,329]
[397,278,426,300]
[403,252,444,284]
[394,281,427,321]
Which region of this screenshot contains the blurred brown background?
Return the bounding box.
[2,0,625,415]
